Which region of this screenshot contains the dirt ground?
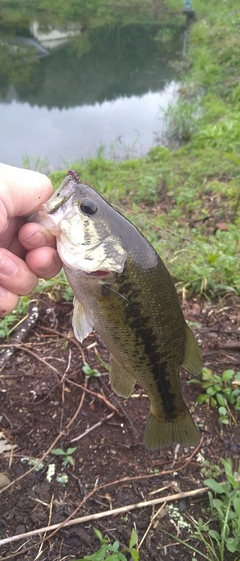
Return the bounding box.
[0,292,240,561]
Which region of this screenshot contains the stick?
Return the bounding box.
[0,342,59,375]
[0,486,209,547]
[70,413,114,442]
[67,379,120,414]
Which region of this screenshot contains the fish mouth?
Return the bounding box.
[87,270,112,277]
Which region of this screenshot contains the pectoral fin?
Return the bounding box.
[72,297,93,343]
[182,323,202,376]
[110,355,136,398]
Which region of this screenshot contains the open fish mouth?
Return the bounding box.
[87,270,112,277]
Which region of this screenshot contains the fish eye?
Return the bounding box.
[80,199,98,216]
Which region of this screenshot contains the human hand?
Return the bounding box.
[0,163,62,317]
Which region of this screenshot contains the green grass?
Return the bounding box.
[159,459,240,561]
[76,527,139,561]
[0,296,30,339]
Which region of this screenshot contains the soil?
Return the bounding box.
[0,292,240,561]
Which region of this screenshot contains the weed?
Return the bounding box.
[51,447,77,468]
[76,527,139,561]
[200,461,221,480]
[36,270,73,301]
[163,98,202,143]
[137,175,159,203]
[191,367,240,425]
[82,362,102,379]
[21,457,45,472]
[203,458,240,557]
[0,271,74,342]
[0,296,30,339]
[23,154,51,174]
[159,459,240,561]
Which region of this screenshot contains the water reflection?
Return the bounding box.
[0,22,183,168]
[0,83,178,167]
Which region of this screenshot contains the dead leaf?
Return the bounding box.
[0,472,10,488]
[0,432,17,454]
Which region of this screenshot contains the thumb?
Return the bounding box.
[0,164,53,223]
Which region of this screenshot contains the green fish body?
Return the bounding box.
[37,173,202,449]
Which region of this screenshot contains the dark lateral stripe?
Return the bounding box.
[128,303,179,419]
[117,274,180,419]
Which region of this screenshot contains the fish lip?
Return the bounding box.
[86,270,112,277]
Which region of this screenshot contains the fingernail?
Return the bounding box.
[23,231,47,247]
[0,285,6,297]
[37,257,58,276]
[0,254,18,276]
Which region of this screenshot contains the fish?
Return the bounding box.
[34,170,202,449]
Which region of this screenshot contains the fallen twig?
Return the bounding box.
[70,412,114,442]
[138,501,168,550]
[217,341,240,350]
[0,485,209,547]
[39,325,86,363]
[34,493,54,561]
[67,378,120,415]
[0,342,60,376]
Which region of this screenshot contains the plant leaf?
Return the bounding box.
[66,447,77,455]
[208,529,220,541]
[130,550,139,561]
[233,497,240,516]
[129,528,138,549]
[221,370,234,381]
[94,528,104,542]
[51,448,65,456]
[204,479,226,494]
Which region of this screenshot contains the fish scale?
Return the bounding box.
[33,172,203,449]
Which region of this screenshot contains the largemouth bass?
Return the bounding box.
[35,171,202,449]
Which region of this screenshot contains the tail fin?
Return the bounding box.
[143,408,199,450]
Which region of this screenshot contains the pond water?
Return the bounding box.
[0,10,184,169]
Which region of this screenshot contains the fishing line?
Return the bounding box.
[114,204,240,267]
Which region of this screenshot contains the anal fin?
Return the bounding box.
[110,355,136,398]
[182,323,202,376]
